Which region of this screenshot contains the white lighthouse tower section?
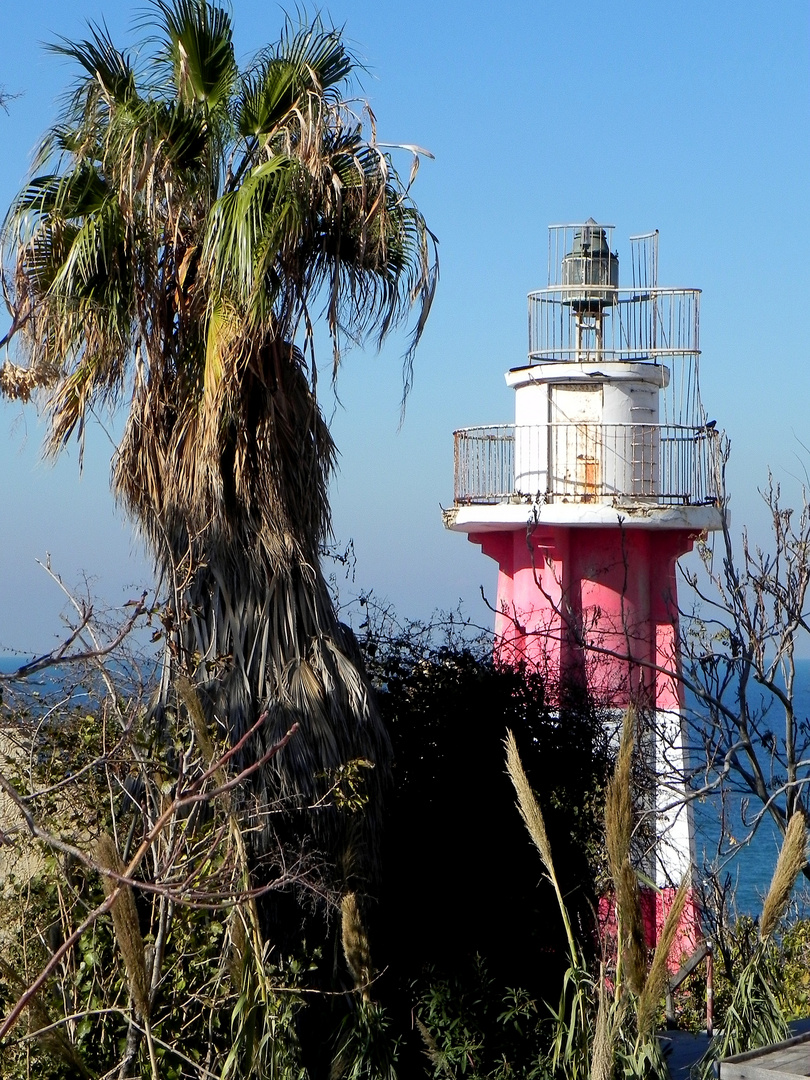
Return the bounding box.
[655,709,696,887]
[508,362,668,504]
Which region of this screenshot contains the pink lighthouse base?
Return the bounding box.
[470,519,704,962]
[476,524,689,713]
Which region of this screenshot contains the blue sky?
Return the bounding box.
[1,0,808,653]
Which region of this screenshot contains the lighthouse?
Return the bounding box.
[443,222,723,924]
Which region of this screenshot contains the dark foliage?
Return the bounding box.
[346,612,614,1054]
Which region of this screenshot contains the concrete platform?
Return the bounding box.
[661,1019,810,1080]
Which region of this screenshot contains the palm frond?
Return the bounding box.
[204,154,300,309]
[237,60,303,138]
[277,18,353,93]
[51,197,125,291]
[48,22,136,104]
[248,16,353,103]
[148,0,237,109]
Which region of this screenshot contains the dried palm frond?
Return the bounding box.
[0,360,58,400]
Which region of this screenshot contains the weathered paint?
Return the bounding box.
[446,501,723,533]
[469,520,702,959]
[470,524,691,711]
[508,362,667,502]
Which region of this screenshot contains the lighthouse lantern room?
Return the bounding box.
[444,222,724,897]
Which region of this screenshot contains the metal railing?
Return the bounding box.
[453,423,720,507]
[454,426,516,504]
[527,287,701,364]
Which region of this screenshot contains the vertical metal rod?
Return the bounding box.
[706,940,714,1037]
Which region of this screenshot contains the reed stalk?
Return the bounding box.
[635,873,690,1039]
[604,709,647,997]
[760,811,807,941]
[95,832,149,1019]
[589,979,621,1080]
[505,729,580,968]
[341,891,373,1001]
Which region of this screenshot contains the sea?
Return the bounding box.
[2,653,809,919]
[689,657,810,919]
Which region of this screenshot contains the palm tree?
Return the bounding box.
[1,1,436,876]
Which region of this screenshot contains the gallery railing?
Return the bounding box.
[453,423,721,507]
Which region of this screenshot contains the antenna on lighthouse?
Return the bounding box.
[560,218,619,358]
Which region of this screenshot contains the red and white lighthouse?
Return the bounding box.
[444,222,723,929]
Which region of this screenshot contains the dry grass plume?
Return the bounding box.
[604,709,647,996]
[605,708,635,885]
[505,729,581,965]
[341,891,373,1000]
[505,729,554,874]
[636,873,690,1038]
[95,832,149,1018]
[760,811,807,940]
[416,1017,453,1077]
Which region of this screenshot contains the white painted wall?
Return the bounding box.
[507,363,670,503]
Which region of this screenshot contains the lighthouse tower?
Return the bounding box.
[444,222,723,914]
